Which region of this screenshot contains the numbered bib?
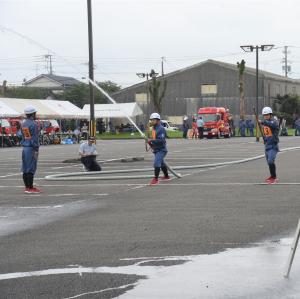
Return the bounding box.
[22,127,32,139]
[263,126,273,137]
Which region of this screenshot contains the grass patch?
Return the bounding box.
[96,128,297,140]
[234,128,297,137]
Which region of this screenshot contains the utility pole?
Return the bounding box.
[240,44,274,142]
[282,46,291,94]
[161,57,165,76]
[284,46,288,77]
[49,55,53,75]
[87,0,95,138]
[282,46,291,78]
[44,54,53,75]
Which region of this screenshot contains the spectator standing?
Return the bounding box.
[295,117,300,136]
[73,127,81,143]
[239,118,246,137]
[182,116,189,139]
[249,119,255,137]
[81,123,88,140]
[246,119,250,135]
[191,118,198,139]
[108,120,115,133]
[196,116,204,139]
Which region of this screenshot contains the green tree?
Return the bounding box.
[4,86,51,99]
[57,80,122,108]
[274,94,300,125]
[2,81,121,108]
[57,83,89,108]
[237,59,246,119]
[97,81,121,94]
[148,69,167,114]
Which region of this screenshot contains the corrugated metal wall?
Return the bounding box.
[113,61,300,123]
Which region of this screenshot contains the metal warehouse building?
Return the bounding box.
[112,59,300,124]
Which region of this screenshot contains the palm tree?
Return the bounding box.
[237,60,246,119]
[148,69,167,114]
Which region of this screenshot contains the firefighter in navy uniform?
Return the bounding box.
[260,106,279,184]
[21,106,42,193]
[147,113,170,185]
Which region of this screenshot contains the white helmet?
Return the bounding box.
[24,105,37,115]
[150,112,161,120]
[262,106,273,115]
[183,116,188,121]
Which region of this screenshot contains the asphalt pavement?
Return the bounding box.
[0,137,300,298]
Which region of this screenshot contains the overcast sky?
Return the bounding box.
[1,0,300,87]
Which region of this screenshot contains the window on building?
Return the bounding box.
[201,84,217,96]
[135,93,147,104]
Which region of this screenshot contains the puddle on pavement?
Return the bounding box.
[118,238,300,299]
[0,238,299,299]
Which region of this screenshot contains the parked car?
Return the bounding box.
[161,120,178,131]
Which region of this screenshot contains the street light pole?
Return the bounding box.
[146,73,149,121]
[256,45,259,142]
[240,44,274,142]
[87,0,95,138]
[136,70,158,125]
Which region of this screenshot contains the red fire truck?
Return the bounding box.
[198,107,231,138]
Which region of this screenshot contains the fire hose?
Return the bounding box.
[43,80,300,182]
[88,79,181,178]
[45,146,300,181]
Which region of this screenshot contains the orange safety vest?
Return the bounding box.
[151,129,156,140]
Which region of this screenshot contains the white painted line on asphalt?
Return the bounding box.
[0,178,43,181]
[126,185,146,191]
[0,173,21,178]
[47,193,108,197]
[47,194,79,197]
[167,157,250,160]
[51,164,81,170]
[154,182,300,186]
[8,205,64,209]
[63,283,137,299]
[0,183,146,188]
[40,172,70,174]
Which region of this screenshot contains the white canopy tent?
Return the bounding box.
[39,100,88,119]
[82,102,143,118]
[0,98,88,119]
[0,98,58,119]
[0,100,21,117]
